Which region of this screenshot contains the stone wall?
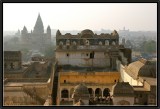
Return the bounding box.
[59,72,120,84]
[113,96,134,105]
[56,51,110,67]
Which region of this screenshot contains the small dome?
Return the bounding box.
[81,29,94,35]
[111,30,119,37]
[113,82,134,97]
[56,29,61,36]
[126,59,156,79]
[74,83,89,95]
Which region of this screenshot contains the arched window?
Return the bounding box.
[59,41,63,45]
[73,41,77,46]
[86,40,90,45]
[99,41,102,45]
[105,40,109,45]
[88,88,94,97]
[95,88,102,97]
[66,39,70,45]
[112,41,116,45]
[103,88,110,97]
[61,89,69,98]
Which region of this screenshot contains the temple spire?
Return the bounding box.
[33,13,44,34]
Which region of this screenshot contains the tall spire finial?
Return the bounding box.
[33,13,44,34]
[38,13,40,17]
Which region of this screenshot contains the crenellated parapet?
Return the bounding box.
[56,29,119,48]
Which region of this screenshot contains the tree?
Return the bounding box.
[140,40,156,53]
[44,46,55,57]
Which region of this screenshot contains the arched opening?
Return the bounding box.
[73,41,77,45]
[88,88,94,97]
[95,88,102,97]
[59,41,63,45]
[112,41,116,45]
[61,89,69,98]
[66,39,70,45]
[72,41,77,49]
[99,41,102,45]
[105,40,109,45]
[103,88,110,97]
[86,40,90,45]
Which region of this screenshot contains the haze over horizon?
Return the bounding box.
[3,3,157,32]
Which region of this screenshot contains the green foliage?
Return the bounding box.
[44,46,55,57]
[140,40,156,53]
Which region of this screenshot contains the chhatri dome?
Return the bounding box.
[72,83,90,105]
[81,29,94,36]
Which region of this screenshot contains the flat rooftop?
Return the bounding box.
[59,65,117,72]
[140,77,157,86]
[133,86,150,91]
[5,82,47,87]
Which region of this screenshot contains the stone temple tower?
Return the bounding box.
[33,13,44,34]
[20,13,51,51]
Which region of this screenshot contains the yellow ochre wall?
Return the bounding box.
[59,71,120,84]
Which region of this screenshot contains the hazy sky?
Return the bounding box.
[3,3,157,31]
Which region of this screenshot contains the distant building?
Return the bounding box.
[20,14,51,51]
[119,27,130,38]
[4,51,22,70]
[56,29,131,68]
[4,51,25,78]
[3,51,54,106]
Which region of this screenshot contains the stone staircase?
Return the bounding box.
[52,68,59,105]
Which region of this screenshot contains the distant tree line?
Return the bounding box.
[139,40,156,53]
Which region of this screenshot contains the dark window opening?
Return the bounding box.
[10,63,14,69]
[66,53,69,57]
[86,53,88,56]
[95,88,102,97]
[103,88,110,97]
[64,80,66,83]
[114,80,116,82]
[140,94,142,98]
[61,90,68,98]
[90,51,94,59]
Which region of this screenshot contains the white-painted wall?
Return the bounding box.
[56,51,110,67]
[120,64,143,86]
